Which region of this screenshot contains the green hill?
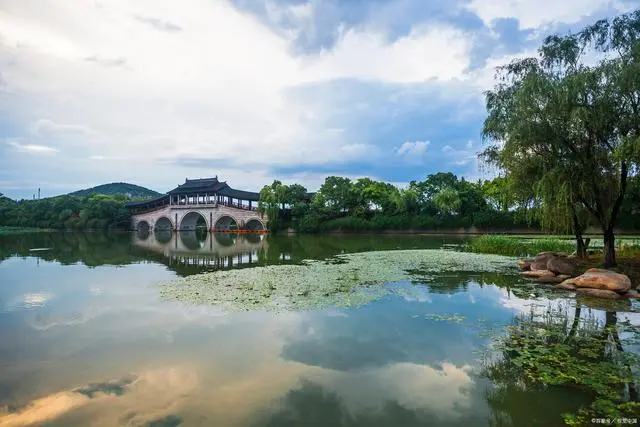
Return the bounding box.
[69,182,161,199]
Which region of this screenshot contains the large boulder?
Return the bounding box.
[535,251,557,264]
[546,257,575,276]
[574,288,622,300]
[562,268,631,293]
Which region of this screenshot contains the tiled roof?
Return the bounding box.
[126,177,261,209]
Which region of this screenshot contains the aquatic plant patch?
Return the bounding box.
[158,250,517,311]
[484,308,640,425]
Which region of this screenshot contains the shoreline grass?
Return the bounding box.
[0,226,54,236]
[465,234,575,257]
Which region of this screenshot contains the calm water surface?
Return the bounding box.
[0,232,638,426]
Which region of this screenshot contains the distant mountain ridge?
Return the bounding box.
[69,182,162,199]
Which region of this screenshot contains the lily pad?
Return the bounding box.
[158,249,517,311]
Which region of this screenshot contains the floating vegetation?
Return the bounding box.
[484,306,640,425]
[158,249,517,311]
[423,313,466,323]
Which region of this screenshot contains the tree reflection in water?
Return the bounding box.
[483,304,640,425]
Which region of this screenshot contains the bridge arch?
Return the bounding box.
[136,227,150,241]
[180,211,209,231]
[136,220,151,232]
[245,218,265,231]
[155,216,173,231]
[214,215,238,231]
[155,229,173,244]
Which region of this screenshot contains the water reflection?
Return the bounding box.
[0,232,467,276]
[131,230,267,271]
[0,233,638,426]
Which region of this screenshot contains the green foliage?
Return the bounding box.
[0,194,131,230]
[69,182,160,198]
[467,234,574,256]
[482,9,640,267]
[433,187,461,215]
[259,180,311,232]
[259,172,545,233]
[318,176,358,214]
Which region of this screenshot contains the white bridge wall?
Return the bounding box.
[131,204,267,231]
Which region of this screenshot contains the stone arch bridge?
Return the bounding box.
[126,177,267,232]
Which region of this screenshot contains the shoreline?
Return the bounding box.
[285,228,640,237]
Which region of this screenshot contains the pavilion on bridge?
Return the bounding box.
[125,176,261,213]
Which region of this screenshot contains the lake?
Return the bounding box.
[0,232,638,426]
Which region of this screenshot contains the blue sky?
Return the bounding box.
[1,0,638,199]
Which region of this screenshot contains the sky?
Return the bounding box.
[0,0,638,199]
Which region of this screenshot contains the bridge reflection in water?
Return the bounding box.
[132,229,268,270]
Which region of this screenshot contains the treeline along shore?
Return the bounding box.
[3,173,638,236]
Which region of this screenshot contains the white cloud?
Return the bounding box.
[6,139,58,155]
[30,119,94,138]
[466,0,630,29]
[339,143,378,159]
[303,25,472,83]
[396,141,430,158]
[0,0,473,183]
[1,0,619,197]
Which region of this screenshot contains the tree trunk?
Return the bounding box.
[576,237,587,258]
[603,227,616,268]
[571,206,587,258]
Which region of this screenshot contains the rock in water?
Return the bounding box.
[546,257,575,276]
[530,262,548,271]
[554,281,577,291]
[534,275,566,284]
[563,268,631,293]
[522,270,555,278]
[623,289,640,299]
[574,288,622,299]
[517,260,532,271]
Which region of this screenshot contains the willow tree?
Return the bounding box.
[433,187,461,215]
[482,9,640,267]
[258,180,285,228]
[482,60,591,258]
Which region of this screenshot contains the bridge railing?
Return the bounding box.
[132,200,260,213]
[217,200,260,211]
